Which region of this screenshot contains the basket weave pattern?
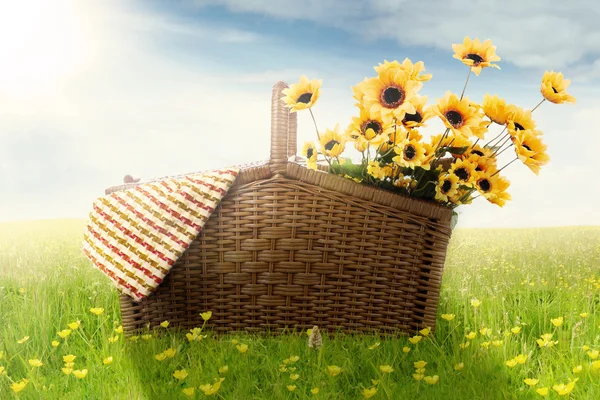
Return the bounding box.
[109,82,453,335]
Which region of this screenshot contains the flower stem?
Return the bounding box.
[531,98,546,113]
[484,126,508,149]
[491,136,512,157]
[309,109,333,168]
[492,157,518,177]
[459,68,472,101]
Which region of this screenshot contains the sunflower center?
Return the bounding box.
[381,86,405,108]
[297,93,313,104]
[324,140,339,151]
[404,145,416,160]
[514,122,525,131]
[552,87,558,94]
[465,53,484,66]
[307,148,314,158]
[455,167,470,181]
[446,111,464,128]
[402,111,423,125]
[471,149,484,156]
[522,144,532,151]
[475,165,482,171]
[478,178,491,192]
[362,120,383,135]
[441,179,452,193]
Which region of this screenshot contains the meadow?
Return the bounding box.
[1,219,600,399]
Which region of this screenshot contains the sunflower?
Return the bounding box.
[475,172,511,207]
[434,92,486,139]
[483,94,512,125]
[319,125,346,158]
[302,142,318,170]
[402,95,434,129]
[361,69,419,125]
[512,130,550,175]
[506,105,537,139]
[392,139,429,170]
[449,189,474,206]
[367,161,386,180]
[352,77,370,104]
[346,107,393,149]
[448,158,478,185]
[464,143,493,159]
[540,71,576,104]
[429,132,472,158]
[281,76,322,112]
[379,130,405,154]
[374,58,432,82]
[435,173,460,203]
[470,155,497,174]
[452,37,501,76]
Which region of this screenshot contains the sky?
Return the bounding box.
[0,0,598,228]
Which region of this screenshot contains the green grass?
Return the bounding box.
[1,220,600,399]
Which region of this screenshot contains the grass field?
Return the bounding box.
[1,220,600,399]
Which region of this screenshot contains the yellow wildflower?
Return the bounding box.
[327,365,343,376]
[479,327,489,336]
[552,379,578,396]
[424,375,439,385]
[466,331,477,340]
[413,373,424,381]
[108,335,119,343]
[515,354,528,364]
[362,387,378,398]
[402,346,411,353]
[173,369,188,381]
[200,311,212,321]
[68,321,81,330]
[413,360,427,369]
[199,378,225,396]
[73,369,88,379]
[524,378,539,386]
[311,387,320,394]
[480,341,490,349]
[289,355,300,363]
[182,387,195,397]
[64,362,74,368]
[290,373,300,381]
[492,340,503,347]
[236,344,248,354]
[142,334,152,340]
[287,385,296,392]
[460,342,470,349]
[155,353,167,361]
[419,327,431,336]
[454,363,464,371]
[471,298,481,308]
[588,350,599,359]
[551,317,563,327]
[511,326,521,334]
[368,342,381,350]
[583,345,590,351]
[90,308,104,315]
[506,359,518,368]
[17,336,30,344]
[10,379,29,393]
[57,330,72,339]
[28,359,43,367]
[591,360,600,370]
[371,379,379,385]
[580,313,589,318]
[219,365,229,374]
[379,365,394,374]
[536,387,549,396]
[19,288,26,294]
[63,354,77,363]
[408,335,422,344]
[441,314,455,321]
[573,365,583,373]
[231,339,239,345]
[62,367,73,375]
[114,326,123,334]
[52,340,60,347]
[160,321,170,328]
[103,356,113,365]
[415,368,425,374]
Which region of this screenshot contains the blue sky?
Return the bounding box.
[0,0,598,228]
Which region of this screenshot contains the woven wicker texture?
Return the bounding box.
[111,81,453,336]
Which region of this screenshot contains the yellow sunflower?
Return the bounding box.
[346,107,394,149]
[540,71,576,104]
[429,132,472,157]
[319,125,346,158]
[434,92,486,139]
[475,172,511,207]
[483,94,512,125]
[435,173,460,203]
[352,77,370,104]
[506,105,537,138]
[281,76,322,112]
[449,189,474,206]
[402,95,434,129]
[379,130,405,154]
[452,37,501,76]
[448,158,478,185]
[361,68,419,125]
[470,155,497,175]
[512,130,550,175]
[302,142,318,170]
[374,58,432,82]
[392,139,429,170]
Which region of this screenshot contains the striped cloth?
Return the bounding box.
[82,168,239,302]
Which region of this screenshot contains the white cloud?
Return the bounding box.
[194,0,600,71]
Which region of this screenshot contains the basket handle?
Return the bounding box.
[270,81,297,175]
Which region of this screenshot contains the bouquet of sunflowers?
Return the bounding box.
[281,37,575,209]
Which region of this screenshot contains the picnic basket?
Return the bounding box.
[105,81,454,336]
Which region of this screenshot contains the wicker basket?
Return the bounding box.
[105,81,454,336]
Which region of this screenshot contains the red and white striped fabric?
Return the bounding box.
[82,168,239,302]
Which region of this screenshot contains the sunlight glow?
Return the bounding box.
[0,0,89,95]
